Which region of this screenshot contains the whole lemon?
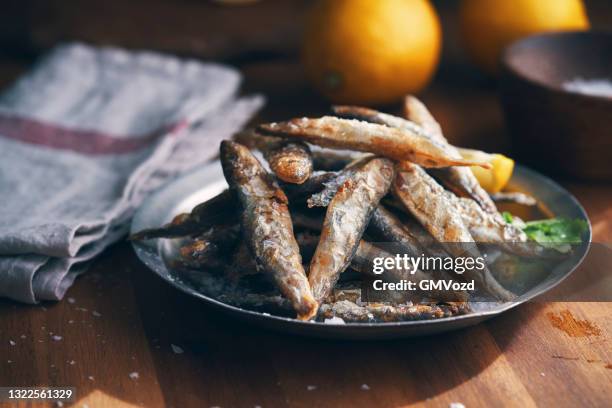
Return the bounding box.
[460,0,590,74]
[302,0,441,105]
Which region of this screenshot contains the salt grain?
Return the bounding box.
[7,360,12,364]
[9,340,15,346]
[360,384,370,391]
[68,360,76,365]
[306,385,317,391]
[323,316,346,325]
[171,344,184,354]
[92,311,102,317]
[540,372,546,377]
[52,335,62,341]
[562,77,612,98]
[67,297,75,304]
[449,403,465,408]
[88,376,95,381]
[20,335,26,339]
[129,372,140,380]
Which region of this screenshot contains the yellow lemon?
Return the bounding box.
[459,0,590,74]
[302,0,442,105]
[459,148,515,193]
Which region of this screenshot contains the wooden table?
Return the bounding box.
[1,44,611,408]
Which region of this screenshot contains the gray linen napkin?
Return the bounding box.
[0,43,263,303]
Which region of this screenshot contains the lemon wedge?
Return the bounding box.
[458,148,514,193]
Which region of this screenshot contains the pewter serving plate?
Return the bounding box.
[130,162,591,339]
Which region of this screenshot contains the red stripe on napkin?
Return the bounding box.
[0,113,188,155]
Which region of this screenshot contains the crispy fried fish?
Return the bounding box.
[177,224,240,269]
[402,96,498,213]
[263,140,313,184]
[258,117,491,169]
[351,240,469,303]
[131,172,334,241]
[367,206,424,257]
[308,157,395,302]
[236,129,314,184]
[335,101,498,213]
[220,140,318,320]
[129,190,237,241]
[393,162,515,301]
[456,197,555,258]
[311,149,362,171]
[318,300,469,323]
[307,165,358,208]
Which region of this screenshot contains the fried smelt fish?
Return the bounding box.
[393,162,515,301]
[351,241,469,303]
[335,101,498,213]
[311,149,361,171]
[258,117,491,169]
[367,206,424,256]
[318,300,469,323]
[309,157,395,302]
[456,198,556,258]
[129,190,237,241]
[402,96,498,213]
[264,140,313,184]
[220,140,318,320]
[178,224,240,268]
[131,173,333,241]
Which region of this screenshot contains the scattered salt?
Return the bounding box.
[129,372,140,380]
[20,335,26,339]
[52,335,62,341]
[68,360,76,365]
[68,320,74,324]
[9,340,15,346]
[88,376,95,381]
[323,316,346,325]
[171,344,184,354]
[449,403,465,408]
[360,384,370,391]
[55,402,64,407]
[540,372,546,377]
[67,297,76,304]
[562,77,612,98]
[92,311,102,317]
[83,404,90,408]
[7,360,12,364]
[306,385,317,391]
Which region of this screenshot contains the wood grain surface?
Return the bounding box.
[1,2,611,406]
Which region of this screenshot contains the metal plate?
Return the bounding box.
[130,162,591,339]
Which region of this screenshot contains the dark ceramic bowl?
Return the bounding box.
[500,31,612,181]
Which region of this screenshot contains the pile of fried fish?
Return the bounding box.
[132,96,548,323]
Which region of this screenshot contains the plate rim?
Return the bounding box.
[130,161,592,331]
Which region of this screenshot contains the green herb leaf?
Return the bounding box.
[502,211,514,224]
[522,218,588,252]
